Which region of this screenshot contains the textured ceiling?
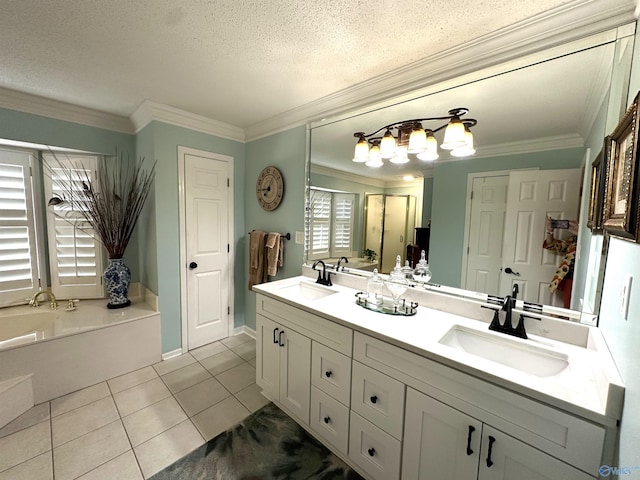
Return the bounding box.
[0,0,575,129]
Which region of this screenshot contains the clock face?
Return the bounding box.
[256,166,284,211]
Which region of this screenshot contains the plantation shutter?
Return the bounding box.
[43,154,104,299]
[0,150,39,306]
[331,193,354,256]
[309,189,331,259]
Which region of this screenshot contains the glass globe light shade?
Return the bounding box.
[408,125,427,154]
[380,130,396,159]
[353,136,369,162]
[451,129,476,157]
[389,145,410,164]
[441,117,466,150]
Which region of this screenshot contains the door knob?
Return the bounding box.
[503,267,520,276]
[189,262,198,270]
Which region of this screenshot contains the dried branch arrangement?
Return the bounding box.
[46,152,156,259]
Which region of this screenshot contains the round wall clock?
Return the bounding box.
[256,166,284,211]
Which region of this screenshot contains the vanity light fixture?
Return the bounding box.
[352,108,477,167]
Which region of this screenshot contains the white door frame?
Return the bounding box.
[178,146,235,353]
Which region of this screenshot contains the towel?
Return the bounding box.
[248,230,268,290]
[265,232,284,276]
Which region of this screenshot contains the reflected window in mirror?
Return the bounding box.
[308,187,356,261]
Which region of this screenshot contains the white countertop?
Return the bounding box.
[254,275,625,426]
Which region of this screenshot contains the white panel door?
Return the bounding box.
[185,152,230,349]
[499,169,580,304]
[464,175,508,294]
[402,388,482,480]
[279,326,311,423]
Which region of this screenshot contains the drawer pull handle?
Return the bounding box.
[324,416,330,424]
[486,435,496,468]
[466,425,475,455]
[272,328,279,344]
[278,330,285,347]
[325,370,332,378]
[368,447,376,457]
[370,395,378,404]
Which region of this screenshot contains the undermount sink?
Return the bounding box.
[278,280,338,301]
[439,325,569,378]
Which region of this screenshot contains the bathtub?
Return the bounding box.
[0,298,161,403]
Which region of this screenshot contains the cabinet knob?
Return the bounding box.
[324,416,330,424]
[368,447,376,457]
[370,395,378,404]
[325,370,332,378]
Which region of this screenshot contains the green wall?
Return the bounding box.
[429,148,584,289]
[145,122,246,353]
[244,126,307,330]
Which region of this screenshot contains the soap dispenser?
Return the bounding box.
[412,250,432,284]
[402,260,414,280]
[367,268,384,305]
[386,255,409,307]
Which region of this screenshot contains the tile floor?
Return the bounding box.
[0,333,266,480]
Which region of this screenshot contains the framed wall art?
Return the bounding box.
[587,145,606,232]
[603,91,640,242]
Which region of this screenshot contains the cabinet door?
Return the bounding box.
[478,426,594,480]
[279,327,311,423]
[256,314,280,400]
[402,388,482,480]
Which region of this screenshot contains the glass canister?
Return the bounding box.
[367,268,384,305]
[412,250,432,284]
[386,255,409,306]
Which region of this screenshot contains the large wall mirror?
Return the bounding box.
[305,26,635,320]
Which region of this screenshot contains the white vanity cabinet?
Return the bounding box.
[255,294,353,429]
[254,288,616,480]
[403,388,593,480]
[256,313,311,423]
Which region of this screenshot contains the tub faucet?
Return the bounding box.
[336,256,349,271]
[29,289,57,309]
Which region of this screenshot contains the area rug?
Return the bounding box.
[150,402,364,480]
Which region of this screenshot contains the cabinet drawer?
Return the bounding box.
[351,361,405,439]
[310,386,349,455]
[311,342,351,406]
[349,412,401,480]
[256,294,353,356]
[354,332,605,474]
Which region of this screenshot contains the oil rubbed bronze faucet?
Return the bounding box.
[312,260,334,286]
[29,289,58,309]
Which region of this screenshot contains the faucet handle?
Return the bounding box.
[50,300,58,310]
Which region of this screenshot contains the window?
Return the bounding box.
[0,147,104,306]
[309,187,355,260]
[0,149,39,305]
[43,153,104,299]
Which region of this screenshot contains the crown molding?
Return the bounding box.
[311,164,386,188]
[0,87,134,134]
[245,0,637,142]
[130,100,245,142]
[462,134,585,161]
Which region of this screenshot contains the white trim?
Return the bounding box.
[161,348,183,361]
[311,164,386,188]
[232,325,256,339]
[0,87,134,134]
[178,146,235,354]
[131,100,245,142]
[469,134,585,160]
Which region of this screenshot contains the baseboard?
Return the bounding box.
[232,325,256,339]
[161,348,183,361]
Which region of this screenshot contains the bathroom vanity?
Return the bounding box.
[253,273,624,480]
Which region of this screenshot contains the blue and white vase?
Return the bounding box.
[104,258,131,309]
